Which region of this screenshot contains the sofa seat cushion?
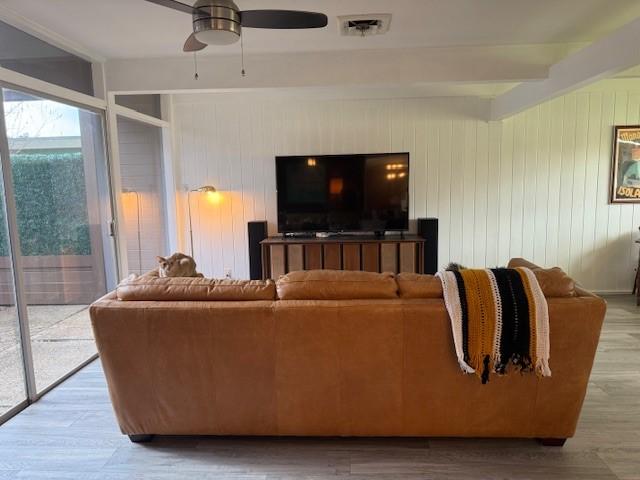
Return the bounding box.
[117,276,276,301]
[507,258,576,297]
[396,273,443,299]
[276,270,398,300]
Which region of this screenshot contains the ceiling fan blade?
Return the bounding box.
[143,0,195,15]
[183,33,207,52]
[240,10,328,29]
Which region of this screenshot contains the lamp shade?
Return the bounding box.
[192,185,217,193]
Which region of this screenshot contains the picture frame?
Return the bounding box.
[610,125,640,203]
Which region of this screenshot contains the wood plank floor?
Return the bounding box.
[0,295,638,479]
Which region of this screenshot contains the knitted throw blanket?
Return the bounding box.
[436,267,551,383]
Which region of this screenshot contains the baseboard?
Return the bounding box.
[591,290,633,296]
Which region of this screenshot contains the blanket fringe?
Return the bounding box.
[458,360,476,374]
[535,357,552,377]
[481,355,491,384]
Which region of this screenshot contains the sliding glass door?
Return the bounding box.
[0,86,115,400]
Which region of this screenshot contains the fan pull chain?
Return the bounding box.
[193,52,199,80]
[241,34,246,77]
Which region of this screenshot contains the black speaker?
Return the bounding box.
[417,218,438,274]
[248,221,268,280]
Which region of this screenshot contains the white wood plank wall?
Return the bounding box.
[172,80,640,292]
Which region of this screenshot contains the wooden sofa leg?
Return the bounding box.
[128,434,154,443]
[538,438,566,447]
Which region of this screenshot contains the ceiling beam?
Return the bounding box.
[105,44,566,93]
[490,17,640,120]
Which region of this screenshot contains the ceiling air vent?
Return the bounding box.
[338,14,392,37]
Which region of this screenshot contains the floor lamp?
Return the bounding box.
[122,188,142,274]
[187,185,217,256]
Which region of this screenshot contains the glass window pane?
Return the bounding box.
[0,161,26,417]
[2,87,112,392]
[0,20,93,96]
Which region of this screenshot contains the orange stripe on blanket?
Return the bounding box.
[460,269,497,381]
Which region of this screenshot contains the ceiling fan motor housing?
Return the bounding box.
[193,0,241,45]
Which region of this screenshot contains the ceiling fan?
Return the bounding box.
[144,0,328,52]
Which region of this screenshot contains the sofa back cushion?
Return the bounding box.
[276,270,398,300]
[117,276,276,302]
[529,267,576,298]
[507,258,576,297]
[396,262,575,299]
[396,273,443,299]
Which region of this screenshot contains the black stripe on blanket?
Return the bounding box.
[491,268,531,373]
[452,270,470,365]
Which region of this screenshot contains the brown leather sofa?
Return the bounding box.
[90,258,605,445]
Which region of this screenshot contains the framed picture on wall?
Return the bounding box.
[611,125,640,203]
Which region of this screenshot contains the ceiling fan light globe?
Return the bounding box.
[194,28,240,45]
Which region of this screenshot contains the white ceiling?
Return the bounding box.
[2,0,640,60]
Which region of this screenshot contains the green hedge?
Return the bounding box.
[0,151,91,257]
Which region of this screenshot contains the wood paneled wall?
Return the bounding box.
[172,80,640,292]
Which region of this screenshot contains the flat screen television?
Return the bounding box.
[276,153,409,233]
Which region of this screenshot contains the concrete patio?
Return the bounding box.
[0,304,96,415]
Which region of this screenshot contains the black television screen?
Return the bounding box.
[276,153,409,233]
